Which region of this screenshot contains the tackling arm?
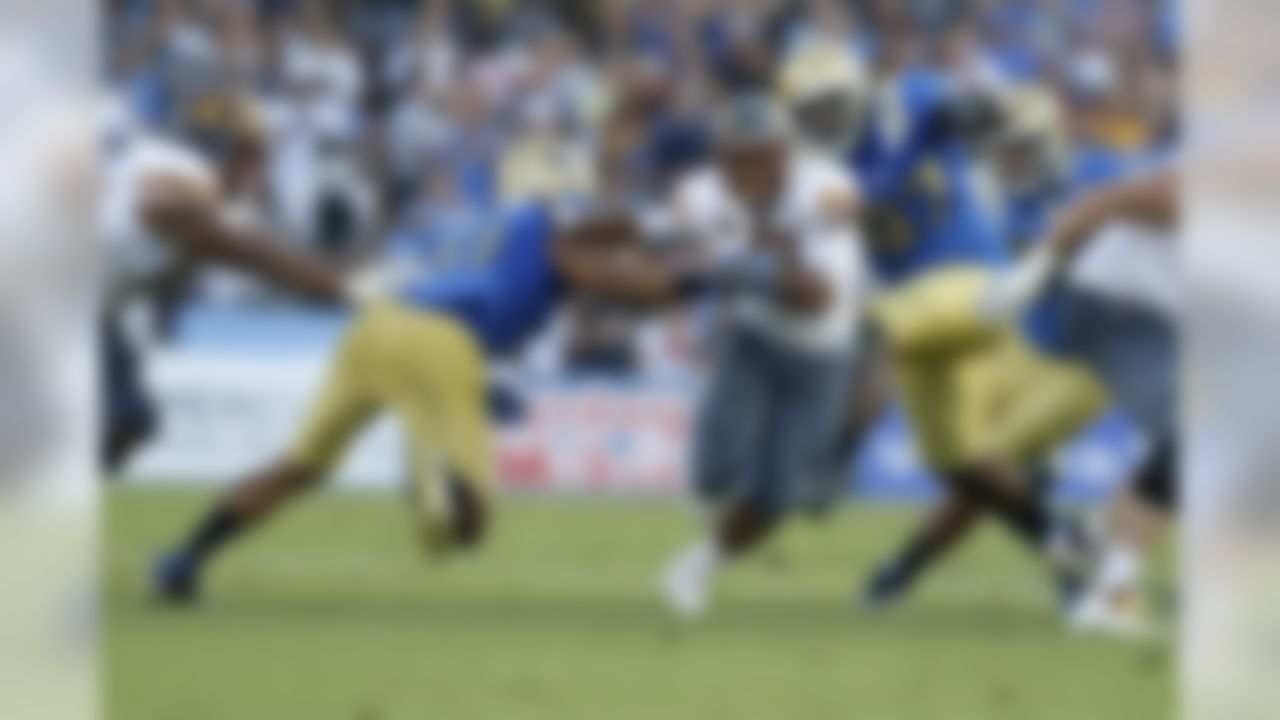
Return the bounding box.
[140,180,347,302]
[551,224,690,310]
[1048,167,1178,259]
[981,168,1178,321]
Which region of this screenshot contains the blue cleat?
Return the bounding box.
[152,551,202,605]
[859,562,914,610]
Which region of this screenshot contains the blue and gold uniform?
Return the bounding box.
[856,70,1007,286]
[289,203,562,549]
[854,67,1012,359]
[853,68,1096,469]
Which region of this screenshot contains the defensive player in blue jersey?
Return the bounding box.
[778,32,1110,602]
[859,86,1125,607]
[850,64,1102,575]
[150,184,705,602]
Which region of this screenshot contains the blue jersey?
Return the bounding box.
[401,203,566,356]
[852,68,1008,284]
[1003,178,1074,257]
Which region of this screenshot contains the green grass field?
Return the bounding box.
[106,488,1173,720]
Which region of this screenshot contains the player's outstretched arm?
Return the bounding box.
[140,179,347,302]
[1048,167,1178,259]
[980,168,1178,321]
[552,226,691,309]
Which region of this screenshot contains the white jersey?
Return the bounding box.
[100,133,218,305]
[673,151,867,357]
[1069,220,1178,319]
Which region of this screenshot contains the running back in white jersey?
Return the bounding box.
[100,133,219,306]
[672,150,868,356]
[1069,220,1178,320]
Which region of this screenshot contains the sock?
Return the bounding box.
[182,503,246,564]
[681,538,725,580]
[889,501,977,579]
[891,535,942,578]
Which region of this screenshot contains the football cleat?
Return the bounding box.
[859,561,914,611]
[151,551,202,605]
[1069,585,1159,639]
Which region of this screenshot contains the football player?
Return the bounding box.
[989,167,1179,635]
[150,139,706,603]
[101,92,371,473]
[859,86,1116,607]
[844,63,1095,584]
[830,44,1099,598]
[659,94,868,618]
[775,38,1100,604]
[777,41,894,511]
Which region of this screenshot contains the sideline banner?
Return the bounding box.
[126,351,693,494]
[126,350,1143,501]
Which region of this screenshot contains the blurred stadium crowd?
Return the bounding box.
[103,0,1177,376]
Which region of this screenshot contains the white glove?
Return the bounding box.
[341,258,422,305]
[978,244,1058,322]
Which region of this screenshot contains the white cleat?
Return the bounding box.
[1069,587,1159,639]
[661,549,712,619]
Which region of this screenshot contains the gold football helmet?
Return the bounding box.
[776,41,871,155]
[992,84,1070,194]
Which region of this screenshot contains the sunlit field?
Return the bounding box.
[106,488,1173,720]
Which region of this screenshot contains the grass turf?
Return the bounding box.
[106,488,1173,720]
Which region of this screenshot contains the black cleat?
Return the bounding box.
[151,551,202,605]
[859,561,914,610]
